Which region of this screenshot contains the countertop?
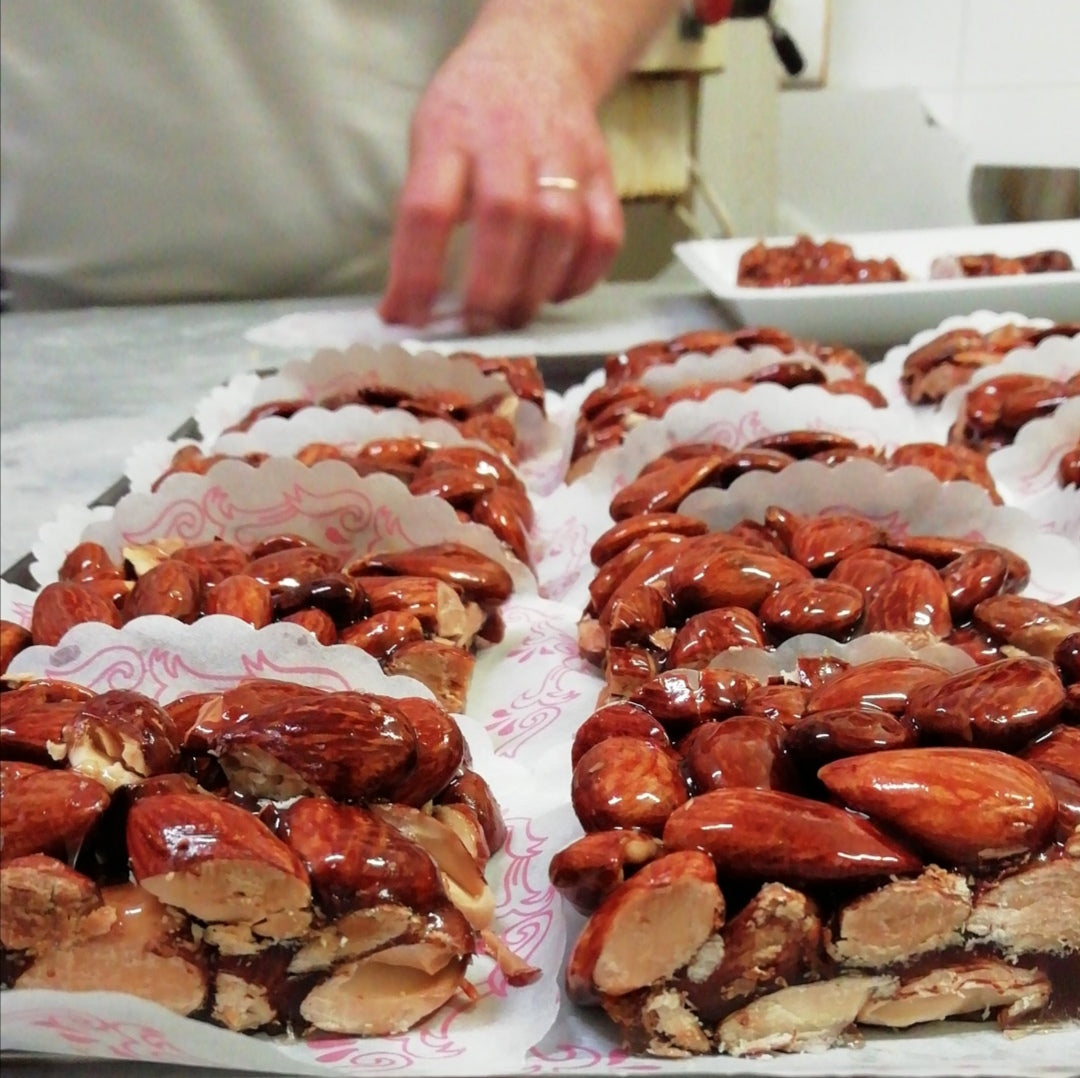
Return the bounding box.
[0,275,730,576]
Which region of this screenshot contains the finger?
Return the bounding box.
[553,167,624,303]
[505,175,587,326]
[460,154,537,333]
[379,145,469,326]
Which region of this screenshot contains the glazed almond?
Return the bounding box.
[787,513,885,572]
[667,608,766,666]
[549,829,664,915]
[663,788,921,885]
[128,793,312,934]
[680,716,795,794]
[277,798,444,917]
[570,701,672,768]
[123,560,202,623]
[818,748,1056,868]
[0,620,33,676]
[566,850,722,1006]
[61,689,181,792]
[973,594,1080,660]
[204,690,416,802]
[590,513,708,567]
[30,581,122,646]
[905,657,1065,749]
[572,736,689,835]
[759,580,864,640]
[805,657,950,715]
[202,574,273,628]
[862,561,952,639]
[0,760,110,864]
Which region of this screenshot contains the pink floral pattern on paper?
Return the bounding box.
[1014,437,1075,496]
[525,1044,661,1074]
[303,1026,467,1071]
[10,1009,206,1065]
[482,816,559,998]
[485,607,593,758]
[4,596,34,629]
[535,517,590,603]
[36,642,359,701]
[118,484,424,560]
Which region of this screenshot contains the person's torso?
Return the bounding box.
[0,0,482,307]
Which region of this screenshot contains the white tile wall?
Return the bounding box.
[822,0,1080,166]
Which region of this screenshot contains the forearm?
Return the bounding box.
[465,0,686,107]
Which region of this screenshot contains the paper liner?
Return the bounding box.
[4,600,1080,1071]
[987,397,1080,538]
[936,335,1080,441]
[867,326,1080,444]
[189,345,561,482]
[525,631,1080,1077]
[678,459,1079,603]
[27,459,537,597]
[125,409,470,496]
[867,309,1056,410]
[0,618,568,1075]
[529,392,1075,609]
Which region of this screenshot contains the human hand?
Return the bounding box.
[378,16,624,333]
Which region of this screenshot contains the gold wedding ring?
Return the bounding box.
[536,175,580,192]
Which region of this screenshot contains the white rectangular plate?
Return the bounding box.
[675,220,1080,347]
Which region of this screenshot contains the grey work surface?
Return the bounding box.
[0,278,730,575]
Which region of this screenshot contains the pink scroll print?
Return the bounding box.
[525,1044,662,1074]
[485,605,594,758]
[36,642,359,701]
[535,516,591,603]
[119,484,426,560]
[10,1010,207,1066]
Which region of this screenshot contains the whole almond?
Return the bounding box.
[680,716,796,794]
[30,581,123,646]
[57,541,124,583]
[1,760,111,864]
[202,574,273,628]
[759,580,864,640]
[862,561,952,638]
[906,656,1065,750]
[783,707,916,769]
[206,690,417,802]
[571,701,673,768]
[280,607,338,645]
[590,513,708,567]
[939,548,1008,622]
[806,658,950,715]
[123,560,202,623]
[973,594,1080,660]
[170,540,250,587]
[741,683,809,727]
[670,546,810,615]
[667,607,766,667]
[1020,724,1080,784]
[548,829,665,915]
[662,788,921,884]
[829,548,912,598]
[818,747,1056,867]
[572,736,689,835]
[787,513,886,572]
[0,620,32,676]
